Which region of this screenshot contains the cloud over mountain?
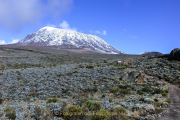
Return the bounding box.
[0,0,73,32]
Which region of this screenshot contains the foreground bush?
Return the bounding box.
[88,109,112,120]
[64,105,83,120]
[4,107,16,120]
[86,100,101,111]
[46,98,58,103]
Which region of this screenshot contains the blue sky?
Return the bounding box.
[0,0,180,54]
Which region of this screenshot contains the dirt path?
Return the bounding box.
[124,59,180,120]
[154,80,180,120]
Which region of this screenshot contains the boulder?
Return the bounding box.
[168,48,180,61]
[144,98,155,103]
[144,104,155,111]
[126,71,142,82]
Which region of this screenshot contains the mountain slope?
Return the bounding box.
[139,52,162,56]
[17,27,124,54]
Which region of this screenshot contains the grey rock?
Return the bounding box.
[168,48,180,61]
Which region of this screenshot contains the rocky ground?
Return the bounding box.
[0,47,179,120]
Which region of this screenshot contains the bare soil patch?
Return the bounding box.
[155,80,180,120]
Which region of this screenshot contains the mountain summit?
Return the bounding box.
[17,26,124,54]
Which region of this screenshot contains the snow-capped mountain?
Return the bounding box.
[17,27,124,54]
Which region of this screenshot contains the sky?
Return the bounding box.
[0,0,180,54]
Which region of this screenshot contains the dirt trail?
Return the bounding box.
[124,59,180,120]
[155,80,180,120]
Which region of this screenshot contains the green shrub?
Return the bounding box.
[165,98,171,104]
[5,107,16,120]
[0,73,3,75]
[162,92,167,97]
[0,97,3,104]
[115,106,126,114]
[164,89,169,93]
[111,89,119,93]
[154,102,162,107]
[88,109,112,120]
[108,63,114,66]
[102,94,106,98]
[137,90,144,95]
[73,71,78,73]
[154,83,160,86]
[66,105,82,113]
[103,60,107,63]
[142,87,152,93]
[79,65,85,68]
[118,85,128,89]
[86,100,101,111]
[51,98,58,103]
[109,107,115,112]
[80,98,88,103]
[64,105,83,120]
[47,98,58,103]
[46,98,52,103]
[153,89,163,94]
[86,65,94,68]
[139,98,144,102]
[121,89,130,94]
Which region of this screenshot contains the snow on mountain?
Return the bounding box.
[17,26,124,54]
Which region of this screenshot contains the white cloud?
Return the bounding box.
[47,24,57,28]
[90,30,107,35]
[0,0,73,32]
[103,30,106,35]
[131,36,137,39]
[10,39,19,44]
[59,20,77,31]
[59,21,70,29]
[95,31,101,34]
[90,30,93,33]
[0,39,20,45]
[0,40,6,45]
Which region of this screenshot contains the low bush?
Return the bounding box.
[51,98,58,103]
[103,60,107,63]
[73,71,78,73]
[118,85,128,89]
[86,65,94,68]
[107,63,114,66]
[5,107,16,120]
[162,92,167,97]
[142,87,152,93]
[139,98,144,102]
[64,105,83,120]
[154,102,163,107]
[164,89,169,93]
[111,89,119,93]
[121,89,130,94]
[0,97,3,104]
[165,98,171,104]
[137,90,144,95]
[86,100,101,111]
[102,94,106,98]
[47,98,58,103]
[153,89,163,94]
[115,106,126,114]
[88,109,112,120]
